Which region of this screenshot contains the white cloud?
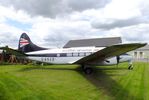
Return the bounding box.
[103,0,142,19]
[121,24,149,43]
[0,0,110,18]
[0,0,149,49]
[90,0,149,30]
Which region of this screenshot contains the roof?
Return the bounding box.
[63,37,122,48]
[135,45,149,51]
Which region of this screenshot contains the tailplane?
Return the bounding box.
[18,33,47,53]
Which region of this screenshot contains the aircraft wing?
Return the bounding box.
[74,43,147,64]
[0,46,26,56]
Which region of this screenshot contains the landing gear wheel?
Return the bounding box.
[84,67,93,74]
[128,65,133,70]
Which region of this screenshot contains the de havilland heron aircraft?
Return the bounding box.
[0,33,147,74]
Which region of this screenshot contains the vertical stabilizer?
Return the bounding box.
[18,33,47,53]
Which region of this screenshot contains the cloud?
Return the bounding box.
[0,24,24,48]
[28,16,105,48]
[121,24,149,43]
[0,0,111,18]
[0,6,29,48]
[0,0,149,49]
[90,0,149,30]
[67,0,110,11]
[91,17,149,30]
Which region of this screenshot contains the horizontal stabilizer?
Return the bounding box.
[0,46,27,56]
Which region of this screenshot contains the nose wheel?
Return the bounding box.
[128,64,133,70]
[128,60,133,70]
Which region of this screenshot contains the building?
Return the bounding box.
[63,37,122,48]
[128,45,149,60]
[64,37,148,61]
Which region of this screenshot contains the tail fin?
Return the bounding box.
[18,33,47,53]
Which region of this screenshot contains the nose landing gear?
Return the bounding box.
[128,64,133,70]
[128,60,133,70]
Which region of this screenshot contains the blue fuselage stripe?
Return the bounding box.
[28,52,128,57]
[28,52,91,57]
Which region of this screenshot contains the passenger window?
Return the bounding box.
[57,54,60,57]
[60,53,66,57]
[79,53,85,56]
[67,53,73,57]
[47,58,49,61]
[73,53,78,57]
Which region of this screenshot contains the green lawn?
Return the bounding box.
[0,62,148,100]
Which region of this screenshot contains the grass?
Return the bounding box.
[0,62,148,100]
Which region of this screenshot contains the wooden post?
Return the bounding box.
[8,55,18,64]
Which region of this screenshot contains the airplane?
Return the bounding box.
[0,33,147,74]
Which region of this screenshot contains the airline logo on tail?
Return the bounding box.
[19,38,29,47]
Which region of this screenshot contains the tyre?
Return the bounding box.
[84,68,93,74]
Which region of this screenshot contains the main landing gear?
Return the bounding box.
[81,65,93,74]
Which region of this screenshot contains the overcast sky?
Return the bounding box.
[0,0,148,48]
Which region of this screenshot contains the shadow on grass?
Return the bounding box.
[19,66,81,72]
[19,65,128,72]
[19,66,136,100]
[78,68,137,100]
[96,67,128,70]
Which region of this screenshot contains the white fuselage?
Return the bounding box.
[26,47,132,65]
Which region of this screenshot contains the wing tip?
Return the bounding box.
[139,43,147,47]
